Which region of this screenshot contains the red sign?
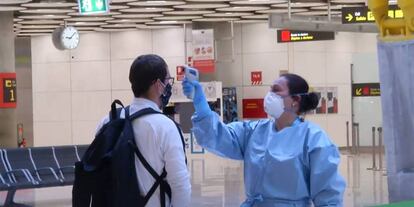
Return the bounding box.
[251,71,262,85]
[192,29,215,73]
[0,73,17,108]
[242,99,267,119]
[176,66,185,81]
[193,60,215,73]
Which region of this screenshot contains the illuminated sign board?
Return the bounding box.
[0,73,17,108]
[78,0,109,15]
[352,83,381,97]
[342,5,404,24]
[277,30,335,43]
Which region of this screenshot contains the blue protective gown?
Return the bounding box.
[191,111,346,207]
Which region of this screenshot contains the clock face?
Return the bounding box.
[61,26,79,50]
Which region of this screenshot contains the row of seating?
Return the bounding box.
[0,145,88,207]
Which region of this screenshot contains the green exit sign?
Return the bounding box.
[78,0,109,15]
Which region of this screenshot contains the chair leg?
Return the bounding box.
[2,189,32,207]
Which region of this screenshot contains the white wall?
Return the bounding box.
[31,24,379,147]
[31,29,185,146]
[210,23,378,147]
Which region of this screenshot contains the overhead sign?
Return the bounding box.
[78,0,109,15]
[192,29,215,73]
[352,83,381,97]
[342,5,404,24]
[277,30,335,43]
[242,99,267,119]
[0,73,17,108]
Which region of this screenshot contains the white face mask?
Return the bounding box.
[264,92,285,119]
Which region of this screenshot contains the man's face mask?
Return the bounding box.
[160,81,172,108]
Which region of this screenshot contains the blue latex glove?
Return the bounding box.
[182,77,211,118]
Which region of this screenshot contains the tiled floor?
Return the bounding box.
[0,152,389,207]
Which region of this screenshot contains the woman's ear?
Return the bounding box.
[292,96,301,110]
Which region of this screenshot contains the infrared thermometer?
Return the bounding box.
[184,66,199,99]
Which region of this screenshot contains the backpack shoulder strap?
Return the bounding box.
[126,107,187,206]
[129,107,187,158]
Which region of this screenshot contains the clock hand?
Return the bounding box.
[69,32,76,39]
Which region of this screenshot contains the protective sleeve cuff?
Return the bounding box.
[192,104,212,121]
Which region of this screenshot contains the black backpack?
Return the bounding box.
[72,100,186,207]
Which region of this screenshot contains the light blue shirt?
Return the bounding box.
[191,111,345,207]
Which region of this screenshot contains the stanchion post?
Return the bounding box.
[378,127,384,171]
[356,123,360,154]
[346,121,350,153]
[367,126,377,170]
[352,123,357,154]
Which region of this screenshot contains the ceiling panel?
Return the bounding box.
[12,0,359,34]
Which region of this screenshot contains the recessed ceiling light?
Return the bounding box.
[0,6,26,11]
[17,33,50,37]
[193,17,239,22]
[19,15,70,20]
[235,19,268,23]
[66,22,108,26]
[204,12,253,17]
[256,8,308,13]
[242,14,268,19]
[95,28,138,32]
[74,27,101,31]
[65,17,114,22]
[19,29,54,33]
[113,14,164,18]
[16,25,60,29]
[137,25,183,29]
[20,9,75,14]
[120,7,174,13]
[163,10,215,15]
[146,20,191,25]
[295,10,341,16]
[311,4,363,10]
[106,19,155,23]
[272,2,326,8]
[22,2,77,8]
[19,20,63,25]
[101,24,137,28]
[230,0,286,5]
[154,16,202,20]
[331,0,365,3]
[109,0,137,3]
[128,1,186,6]
[174,3,229,9]
[216,6,269,12]
[109,5,130,10]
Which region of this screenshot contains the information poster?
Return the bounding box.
[314,87,326,114]
[223,87,238,124]
[183,133,191,151]
[326,87,338,114]
[309,87,338,114]
[191,133,204,154]
[192,29,215,73]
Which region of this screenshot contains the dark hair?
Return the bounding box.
[129,54,168,97]
[281,73,319,114]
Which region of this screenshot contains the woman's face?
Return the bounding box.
[270,77,297,113]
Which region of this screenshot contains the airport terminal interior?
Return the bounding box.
[1,0,414,206]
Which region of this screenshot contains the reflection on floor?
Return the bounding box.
[0,152,389,207]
